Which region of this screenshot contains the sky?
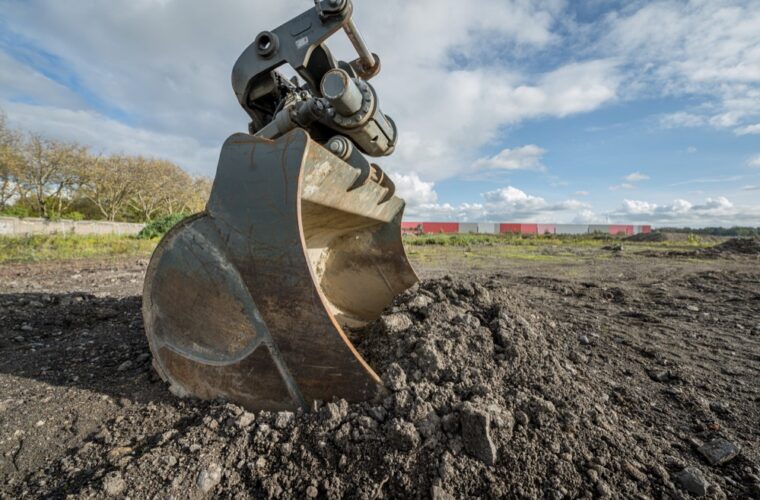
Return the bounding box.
[0,0,759,226]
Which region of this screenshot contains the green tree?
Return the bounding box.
[79,154,139,221]
[0,111,22,210]
[14,134,87,218]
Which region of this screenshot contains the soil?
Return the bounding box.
[625,232,726,244]
[1,248,759,499]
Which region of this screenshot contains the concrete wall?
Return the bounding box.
[555,224,590,235]
[587,224,612,234]
[477,223,499,234]
[0,217,145,237]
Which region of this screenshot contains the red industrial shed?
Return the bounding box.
[537,224,556,235]
[421,222,459,234]
[608,225,634,236]
[401,222,422,235]
[499,223,521,234]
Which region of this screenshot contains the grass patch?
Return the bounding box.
[404,233,616,247]
[0,234,157,264]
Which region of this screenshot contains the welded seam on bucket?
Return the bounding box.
[152,219,308,409]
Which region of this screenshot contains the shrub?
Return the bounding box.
[137,213,189,239]
[0,206,31,218]
[63,211,85,221]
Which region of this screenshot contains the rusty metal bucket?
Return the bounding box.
[142,129,418,410]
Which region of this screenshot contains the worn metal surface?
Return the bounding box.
[143,130,418,410]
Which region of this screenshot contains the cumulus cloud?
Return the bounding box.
[735,123,760,135]
[3,102,219,175]
[610,171,650,191]
[624,171,650,182]
[605,1,760,133]
[0,0,621,182]
[393,173,438,207]
[612,195,760,224]
[472,145,546,171]
[1,0,758,226]
[405,185,592,222]
[660,112,705,128]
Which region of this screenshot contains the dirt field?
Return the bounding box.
[1,242,758,498]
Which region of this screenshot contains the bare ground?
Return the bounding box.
[0,246,758,498]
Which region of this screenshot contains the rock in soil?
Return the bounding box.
[698,438,740,466]
[675,467,709,496]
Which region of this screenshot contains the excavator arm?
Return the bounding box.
[142,0,417,411]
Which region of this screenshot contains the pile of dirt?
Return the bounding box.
[626,231,667,242]
[707,237,760,255]
[9,276,755,498]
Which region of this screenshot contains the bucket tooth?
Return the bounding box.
[142,129,418,410]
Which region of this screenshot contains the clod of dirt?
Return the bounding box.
[460,403,498,465]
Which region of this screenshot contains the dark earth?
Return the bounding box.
[1,240,759,498]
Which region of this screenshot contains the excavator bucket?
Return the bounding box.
[142,129,418,410]
[143,0,419,410]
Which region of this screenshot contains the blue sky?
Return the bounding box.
[0,0,759,226]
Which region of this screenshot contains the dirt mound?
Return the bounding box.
[627,232,728,244]
[626,231,667,242]
[8,275,755,498]
[708,237,760,255]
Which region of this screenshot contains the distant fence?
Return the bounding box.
[401,222,651,236]
[0,217,145,237]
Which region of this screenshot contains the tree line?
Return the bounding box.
[0,110,211,222]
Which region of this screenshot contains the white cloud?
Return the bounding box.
[613,195,760,224]
[482,186,546,207]
[393,173,438,207]
[606,1,760,133]
[735,123,760,135]
[405,185,592,222]
[748,155,760,168]
[610,171,650,191]
[660,112,705,128]
[624,171,650,182]
[3,102,219,175]
[0,0,621,183]
[472,145,546,171]
[573,209,604,224]
[1,0,758,227]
